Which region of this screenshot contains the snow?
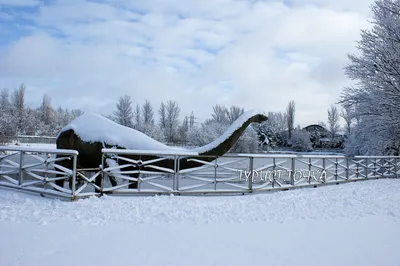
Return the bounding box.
[1,179,400,266]
[58,109,266,155]
[58,112,185,152]
[102,148,198,156]
[2,143,57,150]
[0,145,78,155]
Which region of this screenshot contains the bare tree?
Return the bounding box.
[165,100,180,143]
[327,105,340,139]
[178,116,190,144]
[207,104,244,125]
[142,100,154,126]
[0,88,13,137]
[340,106,354,136]
[133,103,141,130]
[226,105,244,124]
[113,95,134,127]
[40,93,54,125]
[0,88,10,110]
[265,112,287,133]
[286,100,295,139]
[210,104,228,124]
[158,102,167,130]
[11,83,26,134]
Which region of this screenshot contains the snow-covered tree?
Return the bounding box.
[141,100,161,139]
[142,100,154,126]
[0,88,15,137]
[286,100,295,139]
[327,105,340,139]
[255,112,287,148]
[40,93,55,126]
[158,102,167,130]
[133,103,142,130]
[340,106,355,136]
[178,116,190,144]
[290,129,313,152]
[226,106,244,124]
[11,84,26,135]
[113,95,134,127]
[340,0,400,155]
[210,104,228,124]
[165,100,180,143]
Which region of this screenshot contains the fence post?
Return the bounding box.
[214,157,218,191]
[173,155,180,192]
[18,151,24,185]
[290,158,295,186]
[380,158,385,177]
[335,158,338,181]
[71,154,77,200]
[395,157,398,178]
[308,158,312,184]
[100,154,105,193]
[365,158,369,179]
[322,158,326,183]
[272,157,276,188]
[346,158,349,180]
[356,160,359,179]
[248,156,253,193]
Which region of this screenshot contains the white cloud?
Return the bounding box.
[0,0,375,127]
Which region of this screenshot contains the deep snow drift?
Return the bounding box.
[1,179,399,266]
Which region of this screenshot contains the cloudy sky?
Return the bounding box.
[0,0,374,127]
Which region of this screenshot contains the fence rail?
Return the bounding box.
[0,146,398,200]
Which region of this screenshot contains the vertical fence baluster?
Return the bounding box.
[72,154,77,200]
[272,158,276,188]
[365,158,368,179]
[176,156,180,192]
[173,155,178,191]
[290,158,295,186]
[248,156,253,193]
[100,154,105,193]
[214,158,217,191]
[322,158,326,183]
[356,160,359,179]
[335,158,338,181]
[18,151,24,185]
[308,158,311,184]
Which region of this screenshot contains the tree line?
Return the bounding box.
[0,84,347,153]
[0,84,83,138]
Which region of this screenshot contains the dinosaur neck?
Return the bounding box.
[191,115,259,156]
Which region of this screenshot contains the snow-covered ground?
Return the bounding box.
[3,143,57,149]
[1,179,399,266]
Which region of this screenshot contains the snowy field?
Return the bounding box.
[1,179,400,266]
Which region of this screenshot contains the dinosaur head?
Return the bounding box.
[253,113,268,123]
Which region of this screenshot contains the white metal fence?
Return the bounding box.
[0,146,398,200]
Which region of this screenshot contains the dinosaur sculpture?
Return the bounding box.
[55,110,267,190]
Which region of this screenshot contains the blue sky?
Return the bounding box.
[0,0,374,126]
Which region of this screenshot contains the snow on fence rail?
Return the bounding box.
[0,146,399,200]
